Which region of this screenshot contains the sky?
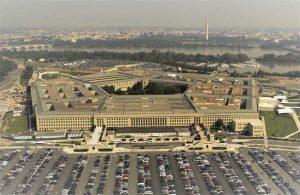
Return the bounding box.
[0,0,299,30]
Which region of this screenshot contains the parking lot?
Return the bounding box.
[0,149,299,195]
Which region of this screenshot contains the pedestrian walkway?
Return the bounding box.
[284,110,300,138]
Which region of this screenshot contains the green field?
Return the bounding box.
[260,111,297,137]
[294,108,300,116]
[1,111,28,134]
[290,132,300,139]
[288,99,300,102]
[42,73,60,80]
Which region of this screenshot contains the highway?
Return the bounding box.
[0,67,22,91]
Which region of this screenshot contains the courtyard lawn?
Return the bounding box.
[1,111,28,134]
[260,111,297,137]
[42,73,60,80]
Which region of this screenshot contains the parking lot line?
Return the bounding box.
[51,155,76,195]
[1,149,298,195]
[1,149,41,195]
[225,153,258,194]
[75,155,95,195]
[103,155,117,195]
[168,154,187,195]
[149,154,162,195]
[0,149,24,179]
[91,155,105,194]
[128,154,138,194]
[240,149,283,194]
[187,154,211,195]
[282,153,300,175]
[207,154,235,195]
[27,151,59,194]
[263,153,300,190]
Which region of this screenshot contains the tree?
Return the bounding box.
[0,58,17,79]
[20,66,33,85]
[102,85,115,94]
[214,119,225,130]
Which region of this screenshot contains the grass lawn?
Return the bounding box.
[288,99,300,102]
[1,111,28,134]
[257,79,270,84]
[294,108,300,116]
[42,73,60,80]
[290,132,300,139]
[260,111,297,137]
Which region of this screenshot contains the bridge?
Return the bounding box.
[0,44,52,51]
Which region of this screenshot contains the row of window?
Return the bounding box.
[132,118,167,126]
[38,114,259,129]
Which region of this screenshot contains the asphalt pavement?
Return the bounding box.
[0,149,299,195]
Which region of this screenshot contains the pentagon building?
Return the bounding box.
[31,73,259,131]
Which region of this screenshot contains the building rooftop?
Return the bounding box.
[35,131,67,137]
[233,119,265,126]
[31,75,258,116]
[100,94,195,114]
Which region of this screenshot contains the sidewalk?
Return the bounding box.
[284,110,300,138]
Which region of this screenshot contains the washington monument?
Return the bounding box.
[205,21,208,40]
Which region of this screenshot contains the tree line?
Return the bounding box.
[256,53,300,63]
[0,58,17,80]
[253,70,300,78]
[20,66,33,85]
[0,49,249,65]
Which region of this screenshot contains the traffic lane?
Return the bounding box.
[246,139,300,147]
[0,68,21,91]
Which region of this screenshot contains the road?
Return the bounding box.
[0,65,23,91]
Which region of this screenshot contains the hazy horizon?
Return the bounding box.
[0,0,299,30]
